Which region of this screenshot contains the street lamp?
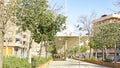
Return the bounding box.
[78,33,81,66]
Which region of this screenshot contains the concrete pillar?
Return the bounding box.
[21,48,23,58]
[6,46,8,57]
[65,40,67,50]
[25,49,27,58]
[20,48,22,58]
[17,48,21,58]
[28,48,31,63]
[12,47,14,56]
[22,49,24,58]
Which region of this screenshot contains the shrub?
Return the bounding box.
[3,57,30,68]
[103,59,113,62]
[3,56,52,68]
[31,56,53,67]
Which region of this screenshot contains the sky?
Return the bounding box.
[49,0,119,36]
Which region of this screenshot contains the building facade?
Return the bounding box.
[2,0,32,58]
[3,20,31,58]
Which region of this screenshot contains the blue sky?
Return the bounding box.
[49,0,119,36]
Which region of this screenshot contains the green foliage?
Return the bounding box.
[67,49,74,55]
[3,56,52,68]
[3,57,30,68]
[73,46,79,55]
[31,56,52,67]
[48,45,57,55]
[89,21,120,49]
[80,46,88,53]
[13,0,66,43]
[103,59,113,62]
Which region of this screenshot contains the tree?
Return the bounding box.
[0,0,18,67]
[77,12,97,58]
[80,46,88,54]
[91,21,120,60]
[73,46,79,56]
[0,0,4,67]
[100,22,120,60]
[77,12,96,35]
[48,43,57,58]
[67,49,74,56]
[89,35,103,60]
[79,46,88,58]
[13,0,66,59]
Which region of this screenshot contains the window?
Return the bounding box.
[16,38,20,41]
[15,38,22,46]
[4,38,13,42]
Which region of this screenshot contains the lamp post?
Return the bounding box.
[77,26,82,66]
[78,33,81,66]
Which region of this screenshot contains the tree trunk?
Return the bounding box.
[95,49,98,60]
[0,0,4,67]
[105,47,108,59]
[102,48,105,61]
[39,43,42,58]
[89,47,92,59]
[45,41,48,59]
[0,29,3,68]
[28,39,33,63]
[39,35,43,58]
[0,32,2,68]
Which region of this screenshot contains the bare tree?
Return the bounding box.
[77,12,97,58]
[113,1,120,12]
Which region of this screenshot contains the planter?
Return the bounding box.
[74,58,120,68]
[81,59,120,68]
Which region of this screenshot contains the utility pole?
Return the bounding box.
[0,0,4,68]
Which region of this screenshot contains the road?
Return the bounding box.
[47,59,111,68]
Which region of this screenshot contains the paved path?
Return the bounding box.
[47,59,111,68]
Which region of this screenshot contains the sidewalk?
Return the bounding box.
[47,59,111,68]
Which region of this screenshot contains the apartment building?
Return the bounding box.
[2,0,32,58]
[93,12,120,61]
[3,20,31,58]
[93,13,120,34]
